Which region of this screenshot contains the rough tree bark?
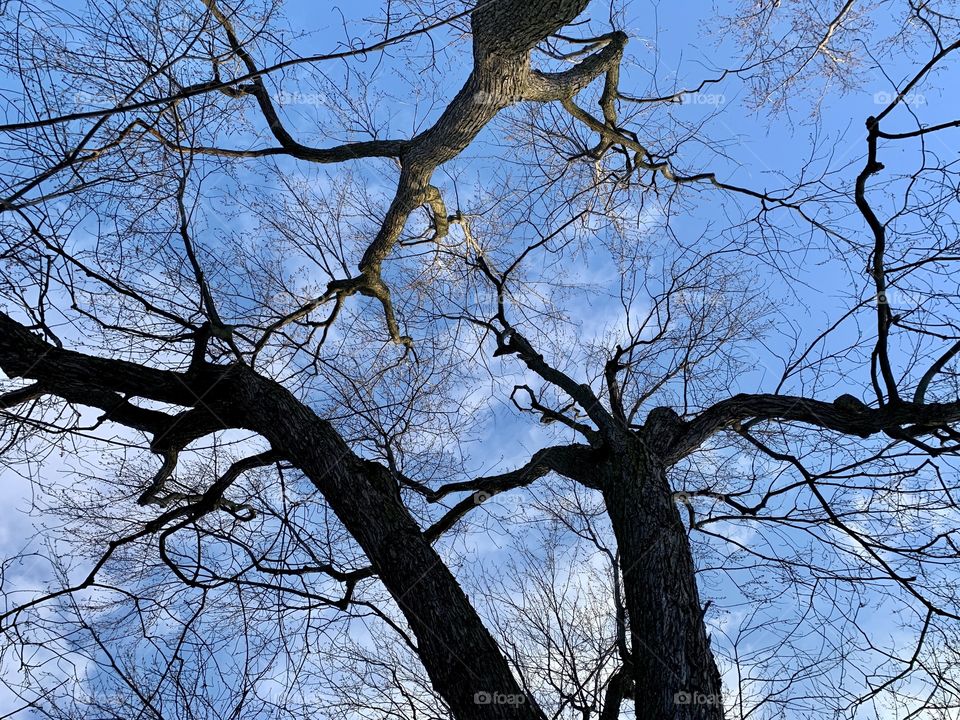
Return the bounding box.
[494,326,727,718]
[322,0,623,345]
[601,431,725,720]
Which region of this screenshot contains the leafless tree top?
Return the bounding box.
[2,1,960,719]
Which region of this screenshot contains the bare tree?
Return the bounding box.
[1,1,960,719]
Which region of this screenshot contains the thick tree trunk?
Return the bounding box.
[230,368,547,720]
[601,438,724,720]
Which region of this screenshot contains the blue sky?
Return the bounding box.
[3,1,960,718]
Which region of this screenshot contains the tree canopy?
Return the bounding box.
[2,1,960,719]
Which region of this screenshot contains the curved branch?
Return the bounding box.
[670,392,960,463]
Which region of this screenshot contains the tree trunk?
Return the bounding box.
[231,368,546,720]
[601,438,724,720]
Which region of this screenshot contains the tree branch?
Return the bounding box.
[669,392,960,463]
